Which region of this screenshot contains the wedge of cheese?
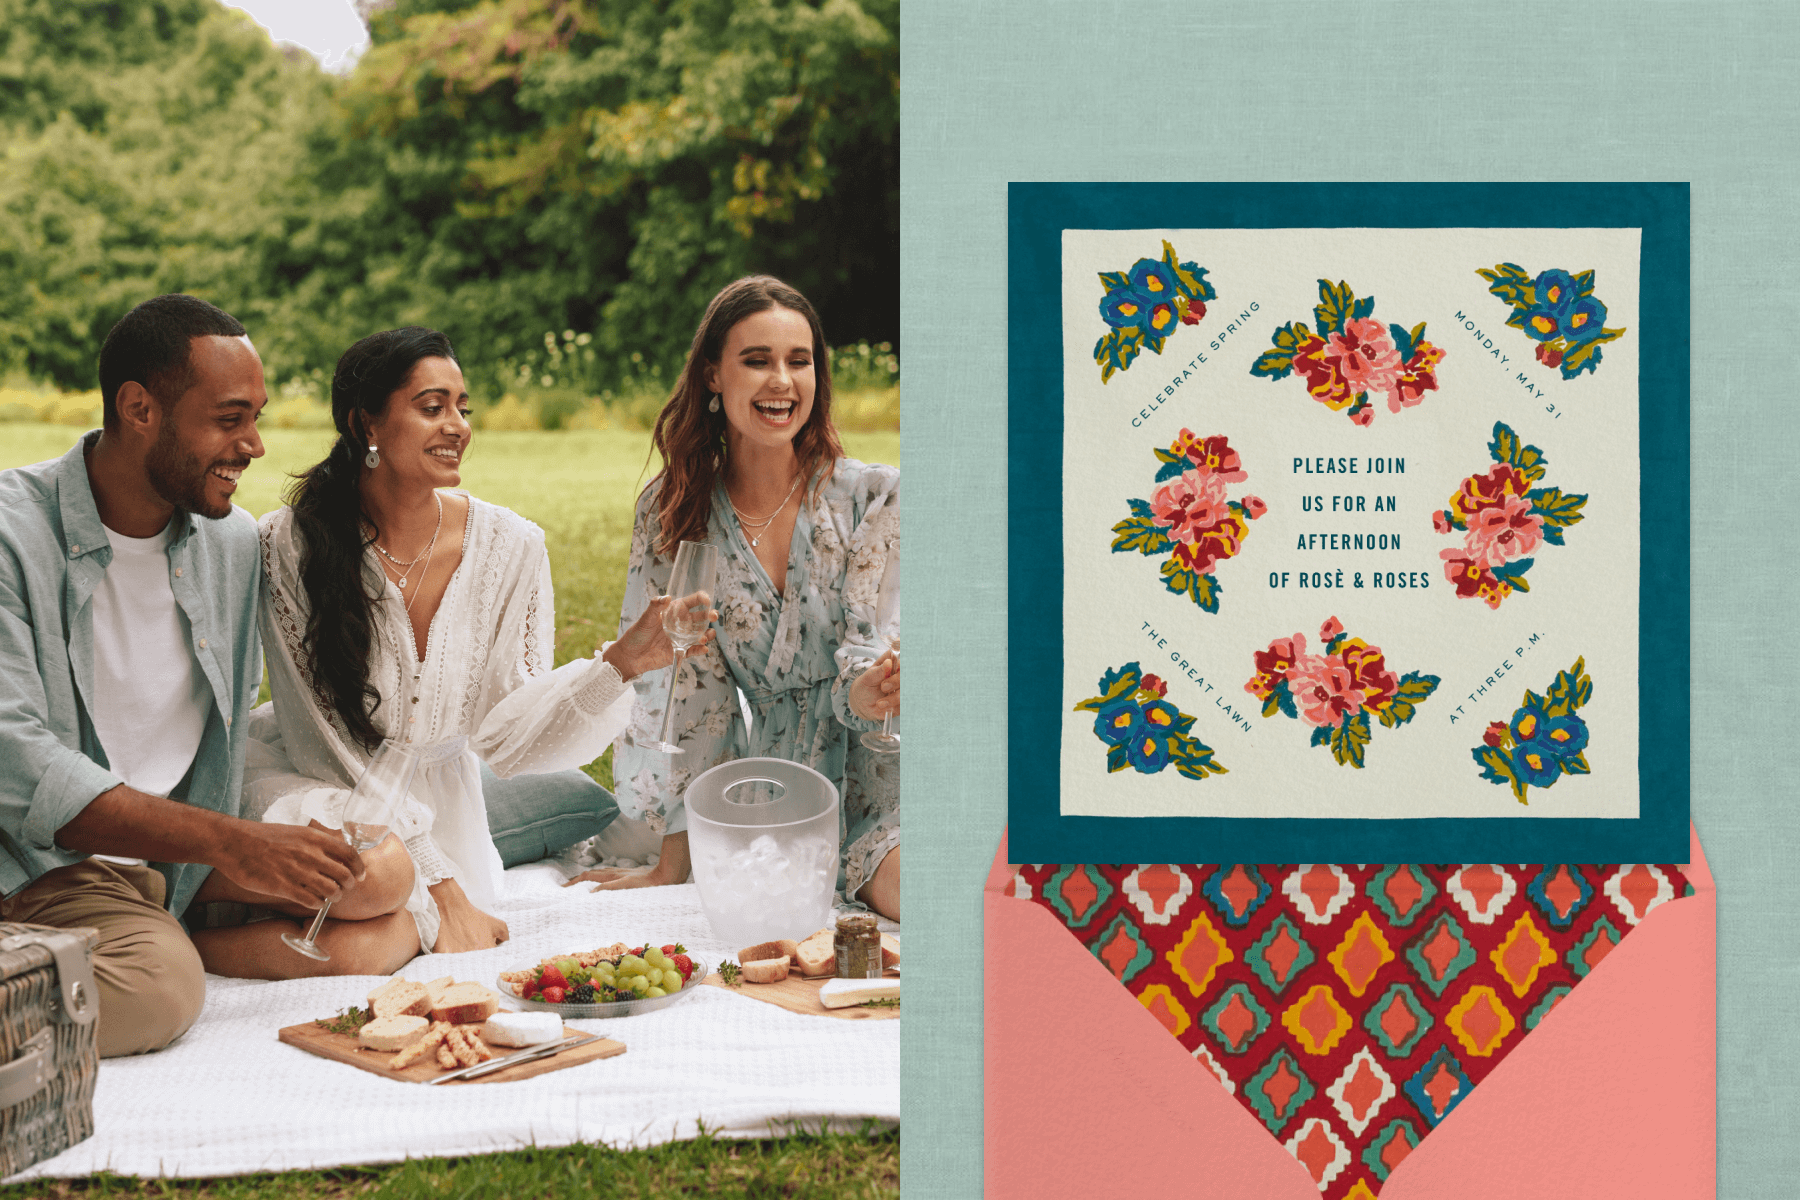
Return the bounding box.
[819,977,900,1009]
[482,1011,564,1048]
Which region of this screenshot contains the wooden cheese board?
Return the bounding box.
[700,969,899,1021]
[278,1022,626,1084]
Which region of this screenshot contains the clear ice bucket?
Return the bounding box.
[685,757,839,950]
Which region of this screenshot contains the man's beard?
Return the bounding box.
[145,421,237,520]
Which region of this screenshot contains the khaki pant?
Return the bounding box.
[0,859,206,1058]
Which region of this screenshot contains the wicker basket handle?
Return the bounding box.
[0,930,97,1027]
[0,1027,55,1108]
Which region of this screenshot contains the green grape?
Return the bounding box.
[661,974,682,993]
[646,949,669,969]
[645,986,666,998]
[628,975,650,993]
[554,957,579,975]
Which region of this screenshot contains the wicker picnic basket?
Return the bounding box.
[0,922,99,1177]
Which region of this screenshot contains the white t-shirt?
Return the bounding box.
[90,519,213,806]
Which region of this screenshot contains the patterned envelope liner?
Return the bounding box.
[1008,860,1689,1198]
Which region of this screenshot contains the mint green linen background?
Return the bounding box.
[902,3,1798,1194]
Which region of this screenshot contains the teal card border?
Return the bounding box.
[1007,181,1689,864]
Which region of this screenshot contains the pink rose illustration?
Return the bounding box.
[1432,509,1454,534]
[1245,634,1306,698]
[1325,318,1403,397]
[1241,495,1267,519]
[1463,492,1544,569]
[1150,469,1230,545]
[1319,616,1344,641]
[1287,653,1363,728]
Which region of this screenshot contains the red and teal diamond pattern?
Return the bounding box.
[1012,862,1689,1197]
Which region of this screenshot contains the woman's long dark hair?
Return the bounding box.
[287,327,458,751]
[648,276,844,555]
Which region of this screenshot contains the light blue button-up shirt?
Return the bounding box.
[0,430,261,917]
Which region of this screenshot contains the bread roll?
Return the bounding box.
[368,979,431,1020]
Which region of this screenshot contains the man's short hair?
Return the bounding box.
[98,295,247,428]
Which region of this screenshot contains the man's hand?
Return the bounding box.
[428,877,509,953]
[214,822,366,910]
[602,592,718,682]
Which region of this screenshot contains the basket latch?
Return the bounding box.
[0,931,98,1027]
[0,1027,56,1109]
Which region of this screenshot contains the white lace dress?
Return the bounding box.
[244,495,633,951]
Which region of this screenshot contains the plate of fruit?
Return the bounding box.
[497,942,708,1019]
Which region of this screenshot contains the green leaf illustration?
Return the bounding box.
[1527,487,1588,529]
[1558,326,1626,379]
[1310,724,1332,747]
[1154,447,1182,464]
[1262,691,1284,719]
[1111,515,1173,557]
[1099,270,1130,291]
[1490,559,1533,591]
[1560,752,1591,776]
[1074,663,1141,712]
[1128,497,1156,520]
[1390,322,1415,363]
[1572,269,1596,295]
[1330,713,1371,768]
[1478,263,1535,309]
[1172,737,1228,780]
[1350,295,1376,321]
[1487,421,1520,466]
[1377,671,1441,729]
[1544,657,1593,717]
[1106,744,1129,773]
[1313,279,1356,337]
[1474,744,1530,804]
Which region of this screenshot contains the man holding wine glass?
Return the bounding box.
[0,296,380,1057]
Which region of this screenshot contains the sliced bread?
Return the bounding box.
[794,929,836,977]
[369,979,431,1020]
[358,1014,429,1052]
[739,938,801,966]
[430,981,500,1025]
[880,932,900,970]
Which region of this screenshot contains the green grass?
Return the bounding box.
[0,427,901,1194]
[0,1126,898,1199]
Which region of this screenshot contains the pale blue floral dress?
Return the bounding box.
[612,457,899,904]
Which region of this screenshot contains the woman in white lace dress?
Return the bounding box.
[567,277,901,920]
[190,327,700,979]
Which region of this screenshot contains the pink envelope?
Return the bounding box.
[984,827,1715,1198]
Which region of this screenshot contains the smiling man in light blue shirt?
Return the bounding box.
[0,295,367,1056]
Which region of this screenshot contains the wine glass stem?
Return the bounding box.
[301,896,337,947]
[881,712,892,738]
[656,647,686,747]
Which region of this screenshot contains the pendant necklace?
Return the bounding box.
[372,493,443,590]
[730,471,802,549]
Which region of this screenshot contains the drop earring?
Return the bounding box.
[365,444,380,469]
[708,393,721,413]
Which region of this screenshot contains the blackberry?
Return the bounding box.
[569,983,597,1003]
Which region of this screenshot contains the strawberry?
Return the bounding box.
[660,944,677,956]
[672,953,695,981]
[538,965,569,992]
[542,986,566,1004]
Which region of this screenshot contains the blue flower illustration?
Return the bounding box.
[1100,288,1153,330]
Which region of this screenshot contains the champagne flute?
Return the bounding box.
[861,541,900,754]
[646,539,721,755]
[282,740,422,962]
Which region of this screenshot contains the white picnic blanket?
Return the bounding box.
[9,861,899,1182]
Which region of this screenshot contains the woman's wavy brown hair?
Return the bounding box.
[648,275,843,555]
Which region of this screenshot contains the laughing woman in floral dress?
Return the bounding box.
[567,276,900,920]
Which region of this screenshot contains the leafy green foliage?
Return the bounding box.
[1160,560,1220,613]
[1377,671,1440,729]
[1487,421,1548,482]
[1544,656,1593,718]
[1250,321,1310,379]
[0,0,898,400]
[1528,487,1588,531]
[1329,712,1371,768]
[1313,279,1356,337]
[1172,738,1227,780]
[1474,744,1530,804]
[1111,512,1172,556]
[1489,559,1533,591]
[1073,662,1142,713]
[1477,262,1535,309]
